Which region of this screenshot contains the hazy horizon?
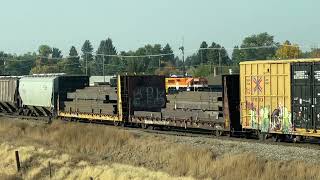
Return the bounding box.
[1,0,319,56]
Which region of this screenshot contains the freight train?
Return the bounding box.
[1,58,320,142]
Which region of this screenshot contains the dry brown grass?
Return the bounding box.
[0,173,22,180]
[0,119,320,180]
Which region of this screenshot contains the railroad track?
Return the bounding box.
[131,126,320,150]
[1,114,320,150]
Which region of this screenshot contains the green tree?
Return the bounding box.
[63,46,82,74]
[31,45,62,74]
[191,64,211,77]
[94,38,117,75]
[302,48,320,58]
[38,45,52,57]
[185,53,199,67]
[275,40,301,59]
[310,48,320,58]
[162,43,174,65]
[185,41,208,68]
[52,48,62,59]
[240,32,278,61]
[81,40,94,75]
[50,47,63,66]
[232,46,244,64]
[147,44,162,73]
[37,45,52,65]
[199,41,208,64]
[207,42,230,65]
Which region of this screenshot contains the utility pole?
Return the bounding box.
[159,56,161,72]
[2,58,5,75]
[219,49,222,75]
[200,49,203,65]
[179,46,185,76]
[85,53,88,75]
[102,55,105,82]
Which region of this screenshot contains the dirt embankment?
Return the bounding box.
[0,118,320,180]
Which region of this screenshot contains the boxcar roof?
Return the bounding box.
[240,58,320,65]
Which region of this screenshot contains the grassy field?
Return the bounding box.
[0,118,319,180]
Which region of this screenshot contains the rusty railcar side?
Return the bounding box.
[121,75,166,121]
[222,75,241,133]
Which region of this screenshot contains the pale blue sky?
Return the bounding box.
[0,0,319,56]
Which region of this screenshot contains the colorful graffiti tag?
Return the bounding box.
[270,106,292,133]
[259,107,270,133]
[246,101,293,133]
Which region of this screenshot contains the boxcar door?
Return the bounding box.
[291,63,313,130]
[312,62,320,131]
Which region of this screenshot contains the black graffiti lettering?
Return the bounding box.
[133,87,166,109]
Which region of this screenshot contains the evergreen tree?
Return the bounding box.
[37,45,52,65]
[162,43,174,65]
[94,38,117,75]
[206,42,230,65]
[81,40,94,75]
[64,46,82,74]
[231,46,243,64]
[199,41,208,64]
[52,48,62,59]
[185,53,199,67]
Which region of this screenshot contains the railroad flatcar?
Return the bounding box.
[59,75,167,125]
[240,58,320,139]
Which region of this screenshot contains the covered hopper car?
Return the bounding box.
[0,75,89,118]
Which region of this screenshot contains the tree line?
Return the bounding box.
[1,32,320,76]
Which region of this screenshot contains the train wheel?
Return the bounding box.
[113,121,121,126]
[258,132,267,141]
[272,135,279,142]
[141,123,148,129]
[294,136,303,143]
[215,130,222,137]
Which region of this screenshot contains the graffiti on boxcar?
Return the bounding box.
[246,100,258,129]
[246,100,293,133]
[270,105,292,133]
[259,107,270,133]
[133,87,166,109]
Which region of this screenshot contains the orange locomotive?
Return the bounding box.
[165,77,208,93]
